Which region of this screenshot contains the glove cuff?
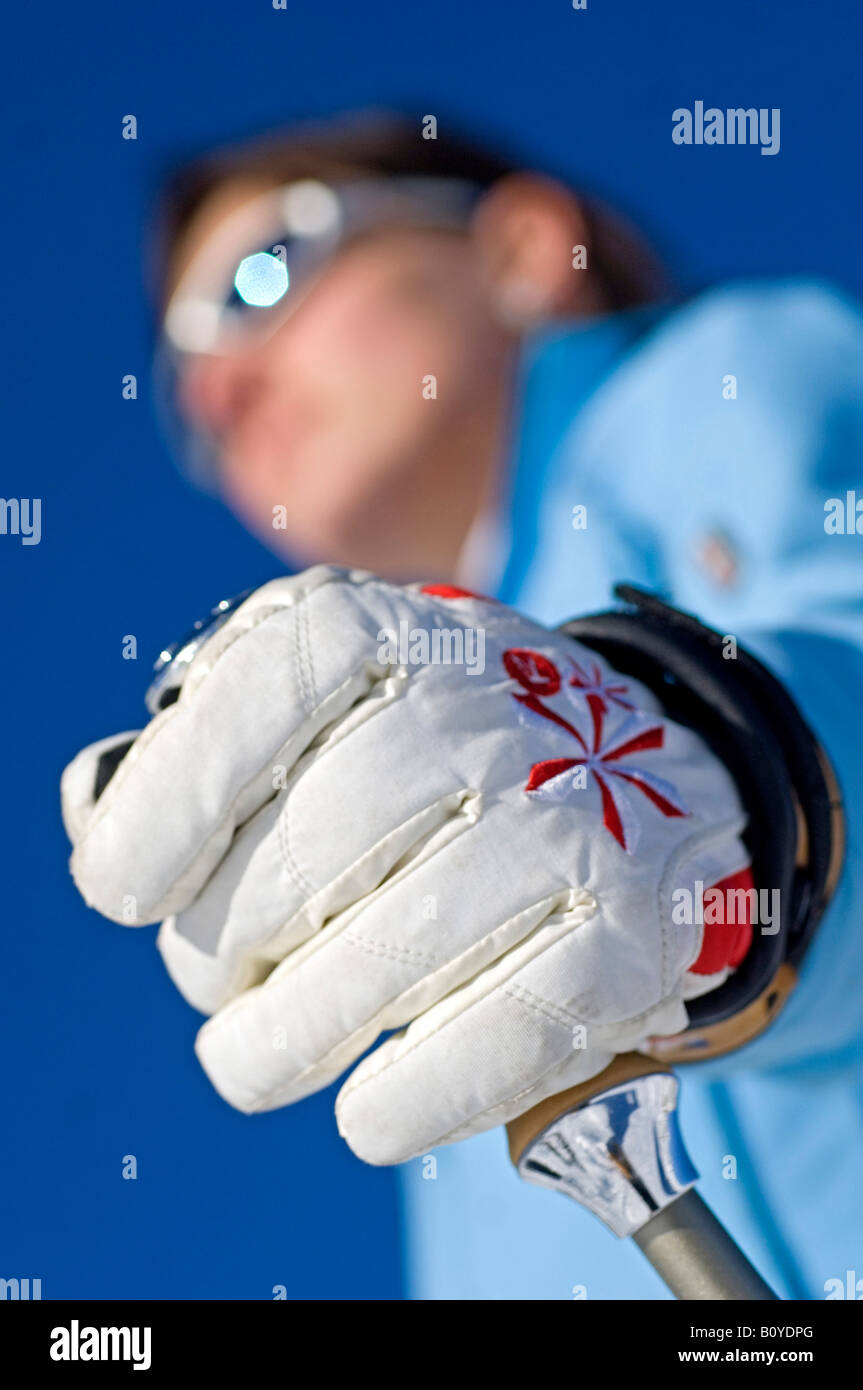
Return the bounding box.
[560,585,845,1055]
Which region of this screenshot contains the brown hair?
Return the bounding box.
[155,110,670,311]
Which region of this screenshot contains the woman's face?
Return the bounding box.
[171,190,515,576]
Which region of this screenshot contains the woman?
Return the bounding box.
[66,111,863,1299]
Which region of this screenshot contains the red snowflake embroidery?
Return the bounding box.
[566,657,636,716]
[503,648,561,696]
[504,648,688,853]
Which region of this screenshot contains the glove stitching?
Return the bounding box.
[330,911,603,1113]
[403,993,679,1153]
[160,660,372,916]
[174,565,372,687]
[296,598,317,714]
[501,981,585,1030]
[222,892,584,1112]
[272,786,472,939]
[334,975,682,1136]
[278,797,318,901]
[342,929,442,969]
[179,601,294,685]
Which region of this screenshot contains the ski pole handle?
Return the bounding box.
[507,1052,777,1300]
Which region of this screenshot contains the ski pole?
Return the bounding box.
[507,1052,777,1300]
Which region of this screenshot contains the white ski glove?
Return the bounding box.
[62,566,752,1164]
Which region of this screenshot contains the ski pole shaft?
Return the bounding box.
[632,1188,777,1299]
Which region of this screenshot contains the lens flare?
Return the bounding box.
[233,252,289,307]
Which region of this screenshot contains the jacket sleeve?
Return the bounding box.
[672,283,863,1074]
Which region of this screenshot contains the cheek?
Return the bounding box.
[215,253,491,546]
[301,276,466,414]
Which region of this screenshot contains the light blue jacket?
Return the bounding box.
[400,281,863,1300]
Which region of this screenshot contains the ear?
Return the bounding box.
[470,173,603,327]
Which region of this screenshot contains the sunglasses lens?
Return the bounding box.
[233,251,290,308]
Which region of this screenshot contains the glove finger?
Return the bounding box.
[158,780,480,1015]
[192,802,598,1113]
[333,926,690,1165]
[61,732,141,846]
[157,640,574,1013]
[157,665,501,1014]
[68,567,401,924]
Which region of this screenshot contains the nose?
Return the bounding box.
[177,351,264,439]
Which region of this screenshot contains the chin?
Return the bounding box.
[256,510,359,569]
[239,451,414,572]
